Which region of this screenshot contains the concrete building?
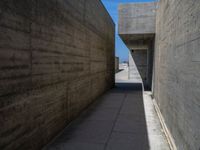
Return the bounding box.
[119,2,156,90]
[119,1,200,150]
[0,0,115,149]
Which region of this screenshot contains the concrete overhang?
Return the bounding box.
[118,2,157,50]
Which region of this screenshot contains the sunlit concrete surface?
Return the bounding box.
[115,63,129,81]
[115,63,142,83]
[44,68,170,150]
[143,92,170,150]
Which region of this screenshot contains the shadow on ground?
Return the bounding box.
[115,69,124,73]
[45,83,150,150]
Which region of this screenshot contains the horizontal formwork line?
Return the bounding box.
[32,48,90,58]
[0,71,110,99]
[0,47,30,52]
[0,74,31,81]
[0,65,30,70]
[0,24,31,34]
[0,80,67,99]
[32,62,86,65]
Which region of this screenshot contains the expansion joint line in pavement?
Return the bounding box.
[103,92,128,150]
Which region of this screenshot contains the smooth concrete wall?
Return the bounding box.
[154,0,200,149]
[0,0,115,149]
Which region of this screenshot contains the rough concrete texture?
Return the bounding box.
[128,52,142,82]
[44,69,170,150]
[118,2,156,35]
[0,0,115,149]
[154,0,200,149]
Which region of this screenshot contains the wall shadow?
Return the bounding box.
[114,82,143,92]
[110,82,150,150]
[115,69,124,73]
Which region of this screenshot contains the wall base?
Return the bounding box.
[152,98,177,150]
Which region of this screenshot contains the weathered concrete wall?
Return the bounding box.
[0,0,115,149]
[154,0,200,149]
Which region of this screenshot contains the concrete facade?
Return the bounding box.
[45,69,170,150]
[119,2,156,89]
[0,0,115,149]
[154,0,200,149]
[119,1,200,150]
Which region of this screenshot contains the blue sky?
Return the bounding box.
[101,0,156,62]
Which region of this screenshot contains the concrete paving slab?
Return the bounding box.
[55,120,114,144]
[114,120,147,134]
[47,142,104,150]
[45,69,170,150]
[81,108,118,121]
[105,132,149,150]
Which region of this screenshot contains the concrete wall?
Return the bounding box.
[118,2,156,35]
[128,51,142,82]
[0,0,115,149]
[118,2,156,90]
[154,0,200,149]
[130,50,147,81]
[118,2,156,50]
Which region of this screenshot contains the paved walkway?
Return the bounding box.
[45,69,170,150]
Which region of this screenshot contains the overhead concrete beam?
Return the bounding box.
[118,2,157,90]
[118,2,157,35]
[118,2,157,50]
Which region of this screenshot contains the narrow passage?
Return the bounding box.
[45,69,170,150]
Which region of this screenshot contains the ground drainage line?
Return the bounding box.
[152,98,177,150]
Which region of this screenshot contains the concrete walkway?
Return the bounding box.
[45,69,170,150]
